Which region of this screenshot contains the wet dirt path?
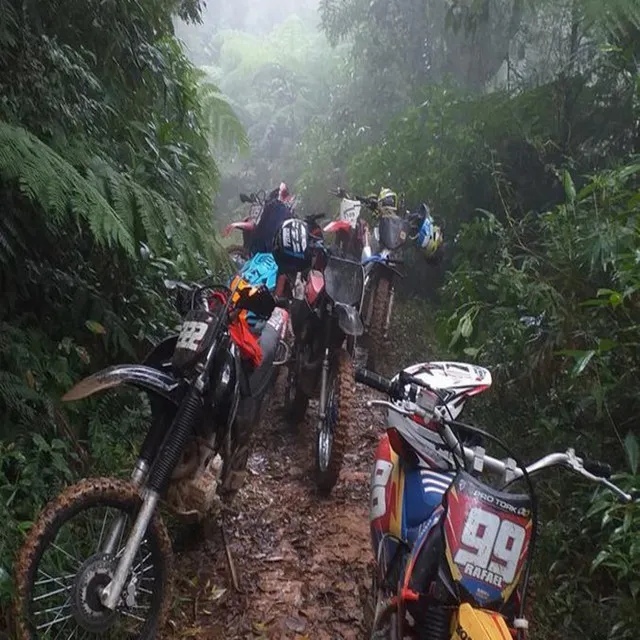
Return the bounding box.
[164,371,385,640]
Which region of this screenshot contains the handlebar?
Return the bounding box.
[355,367,635,503]
[273,296,291,309]
[581,457,612,479]
[355,368,394,395]
[331,187,378,211]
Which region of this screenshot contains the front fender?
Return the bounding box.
[335,303,364,336]
[62,364,183,405]
[363,255,404,279]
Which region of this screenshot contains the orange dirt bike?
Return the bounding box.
[13,279,289,639]
[355,363,638,640]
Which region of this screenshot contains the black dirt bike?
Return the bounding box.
[284,242,365,493]
[13,279,288,639]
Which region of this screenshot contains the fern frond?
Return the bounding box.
[0,121,135,254]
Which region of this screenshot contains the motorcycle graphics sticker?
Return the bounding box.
[443,473,532,606]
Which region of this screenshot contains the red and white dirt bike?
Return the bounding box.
[222,184,295,269]
[354,362,637,640]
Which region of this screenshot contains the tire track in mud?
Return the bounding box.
[164,370,385,640]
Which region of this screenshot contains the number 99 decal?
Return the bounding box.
[452,506,526,586]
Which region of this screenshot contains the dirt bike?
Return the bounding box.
[355,363,638,640]
[222,184,296,270]
[284,241,365,493]
[326,188,417,371]
[221,190,270,269]
[13,278,289,639]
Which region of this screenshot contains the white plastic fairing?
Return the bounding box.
[339,198,361,228]
[400,361,492,393]
[386,361,493,470]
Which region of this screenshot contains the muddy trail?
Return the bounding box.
[163,371,386,640]
[160,301,432,639]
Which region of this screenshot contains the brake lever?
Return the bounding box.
[366,399,412,415]
[366,399,433,422]
[566,449,634,503]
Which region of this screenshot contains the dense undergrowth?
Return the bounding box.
[0,0,238,628]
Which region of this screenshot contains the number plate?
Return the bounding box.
[171,310,218,370]
[339,199,361,229]
[443,472,532,605]
[176,320,210,351]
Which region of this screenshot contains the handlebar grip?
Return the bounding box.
[583,458,612,479]
[355,368,393,395]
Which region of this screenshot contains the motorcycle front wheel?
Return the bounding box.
[366,276,391,372]
[284,358,309,427]
[314,348,354,493]
[14,478,172,640]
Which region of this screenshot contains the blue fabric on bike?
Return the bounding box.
[228,253,279,334]
[250,200,292,254]
[235,253,278,290]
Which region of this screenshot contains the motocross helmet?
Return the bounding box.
[378,188,398,216]
[272,218,311,274]
[417,209,443,260]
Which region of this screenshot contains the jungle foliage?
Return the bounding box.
[2,0,640,637]
[0,0,244,625]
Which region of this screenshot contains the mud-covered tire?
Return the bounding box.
[314,349,354,494]
[284,363,309,427]
[13,478,172,640]
[366,276,391,372]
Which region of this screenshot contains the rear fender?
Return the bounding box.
[62,364,183,405]
[323,220,354,233]
[223,220,256,237]
[335,303,364,336]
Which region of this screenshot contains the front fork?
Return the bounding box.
[317,317,333,429]
[99,458,156,610]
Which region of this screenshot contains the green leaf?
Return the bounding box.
[570,350,596,377]
[563,170,576,203]
[460,315,473,338]
[85,320,107,335]
[624,432,639,475]
[32,433,49,451]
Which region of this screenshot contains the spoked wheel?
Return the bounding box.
[226,245,250,270]
[314,349,354,494]
[14,478,172,640]
[283,356,309,428]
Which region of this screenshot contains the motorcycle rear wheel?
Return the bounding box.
[314,348,354,494]
[14,478,172,640]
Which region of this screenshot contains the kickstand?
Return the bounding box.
[220,519,242,593]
